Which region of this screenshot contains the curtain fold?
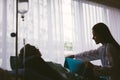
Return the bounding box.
[107,7,120,44]
[1,0,8,69]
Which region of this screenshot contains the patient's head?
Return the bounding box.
[19,44,42,58]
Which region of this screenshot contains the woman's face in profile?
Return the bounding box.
[92,30,102,44]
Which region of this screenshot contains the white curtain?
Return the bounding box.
[18,0,65,64]
[0,0,65,70]
[71,0,120,54]
[0,0,120,70]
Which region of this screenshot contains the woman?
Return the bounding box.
[67,23,120,80]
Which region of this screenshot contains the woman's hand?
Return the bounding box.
[65,55,74,58]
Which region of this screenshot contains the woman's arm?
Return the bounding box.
[74,49,101,61]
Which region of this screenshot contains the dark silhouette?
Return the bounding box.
[0,68,12,80]
[18,44,67,80]
[66,23,120,80]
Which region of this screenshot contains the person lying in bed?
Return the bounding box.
[19,44,68,80]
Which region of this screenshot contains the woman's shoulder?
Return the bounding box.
[97,43,117,52]
[97,44,106,50]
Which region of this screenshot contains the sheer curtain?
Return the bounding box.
[0,0,65,70]
[71,0,120,54]
[18,0,65,64]
[0,0,120,70]
[71,0,120,65]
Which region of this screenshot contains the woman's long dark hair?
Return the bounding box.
[92,22,120,49]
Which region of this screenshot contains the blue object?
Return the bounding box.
[64,58,85,74]
[64,58,107,80]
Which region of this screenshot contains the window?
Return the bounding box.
[1,0,120,70]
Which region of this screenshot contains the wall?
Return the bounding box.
[88,0,120,9]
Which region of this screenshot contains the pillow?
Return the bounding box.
[10,56,23,69]
[64,58,85,75]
